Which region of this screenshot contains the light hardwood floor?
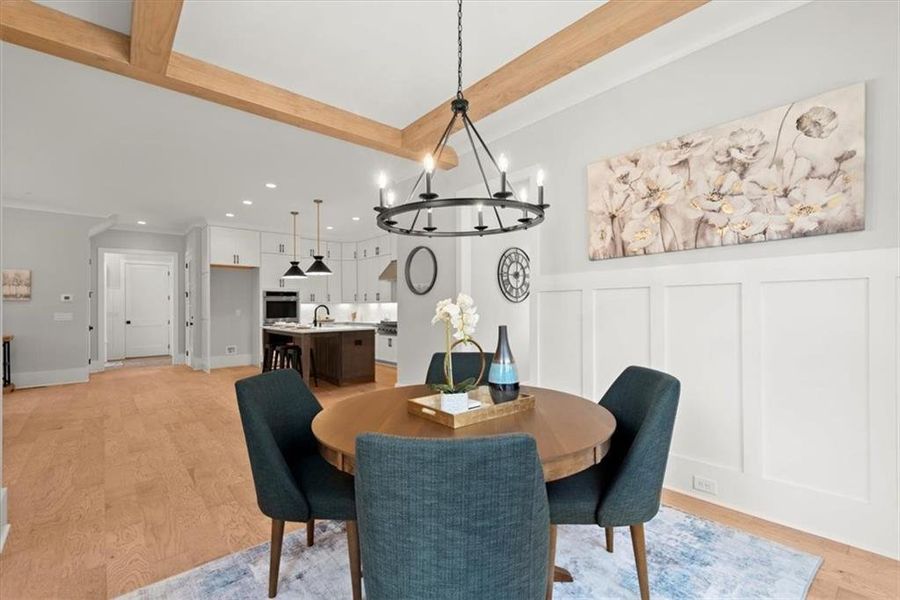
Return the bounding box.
[1,364,897,599]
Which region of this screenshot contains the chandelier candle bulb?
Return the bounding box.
[537,170,545,206]
[498,154,509,194]
[377,172,387,208]
[425,154,435,196]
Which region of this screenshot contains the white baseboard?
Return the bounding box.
[89,361,104,373]
[0,487,8,553]
[209,354,253,369]
[173,353,186,365]
[14,367,89,388]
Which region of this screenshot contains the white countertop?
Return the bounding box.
[263,324,376,335]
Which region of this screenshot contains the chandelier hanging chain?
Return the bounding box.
[457,0,464,99]
[372,0,546,237]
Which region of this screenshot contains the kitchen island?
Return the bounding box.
[262,324,376,386]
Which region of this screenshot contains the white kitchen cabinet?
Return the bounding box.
[298,274,327,304]
[372,235,390,258]
[358,256,378,302]
[326,242,342,261]
[376,334,397,364]
[260,253,301,291]
[326,260,342,302]
[341,242,358,261]
[261,232,292,255]
[209,227,260,267]
[300,237,320,259]
[341,258,358,302]
[358,237,378,259]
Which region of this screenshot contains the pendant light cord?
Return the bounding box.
[456,0,463,99]
[291,211,298,260]
[316,201,321,254]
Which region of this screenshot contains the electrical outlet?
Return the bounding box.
[225,345,237,355]
[692,475,718,495]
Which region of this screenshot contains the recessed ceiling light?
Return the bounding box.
[265,183,277,189]
[326,226,334,230]
[137,220,147,225]
[242,200,253,205]
[352,216,360,221]
[225,213,235,218]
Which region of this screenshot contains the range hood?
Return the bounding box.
[378,259,397,282]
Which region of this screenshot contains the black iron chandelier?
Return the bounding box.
[374,0,547,237]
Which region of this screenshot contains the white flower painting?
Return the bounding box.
[2,269,32,301]
[587,84,865,260]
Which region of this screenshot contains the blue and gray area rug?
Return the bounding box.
[119,506,821,599]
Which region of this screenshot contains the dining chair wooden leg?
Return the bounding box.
[546,524,558,600]
[346,521,363,600]
[306,518,315,547]
[629,523,650,600]
[268,519,285,598]
[605,527,614,553]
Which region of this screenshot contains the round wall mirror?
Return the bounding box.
[405,246,438,295]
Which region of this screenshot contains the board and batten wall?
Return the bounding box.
[518,0,899,557]
[395,1,898,556]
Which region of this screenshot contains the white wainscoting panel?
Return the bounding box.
[532,248,899,558]
[665,284,744,472]
[592,287,651,399]
[534,290,583,396]
[761,278,870,502]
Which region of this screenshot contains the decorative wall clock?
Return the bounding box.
[497,248,530,303]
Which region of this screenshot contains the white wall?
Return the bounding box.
[1,207,100,387]
[396,206,458,385]
[209,267,256,367]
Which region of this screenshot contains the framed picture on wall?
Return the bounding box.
[2,269,32,301]
[587,83,866,260]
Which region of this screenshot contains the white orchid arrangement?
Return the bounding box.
[431,293,482,393]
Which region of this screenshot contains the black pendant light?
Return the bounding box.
[306,199,332,276]
[373,0,547,237]
[282,210,307,279]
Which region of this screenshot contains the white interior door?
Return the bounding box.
[125,263,171,358]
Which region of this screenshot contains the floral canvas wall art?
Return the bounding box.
[587,84,865,260]
[2,269,32,301]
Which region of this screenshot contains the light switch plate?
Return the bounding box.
[53,312,74,321]
[225,345,237,355]
[692,475,718,495]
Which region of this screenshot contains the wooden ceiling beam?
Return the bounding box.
[401,0,708,154]
[0,0,458,168]
[130,0,183,73]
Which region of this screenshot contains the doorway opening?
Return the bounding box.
[97,249,177,370]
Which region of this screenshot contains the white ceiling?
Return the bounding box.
[5,1,808,239]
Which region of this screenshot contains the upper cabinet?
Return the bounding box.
[261,232,292,256]
[341,242,358,261]
[326,241,342,261]
[209,226,260,267]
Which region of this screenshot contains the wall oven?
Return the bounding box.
[264,291,299,321]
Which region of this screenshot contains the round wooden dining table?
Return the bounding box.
[311,384,617,595]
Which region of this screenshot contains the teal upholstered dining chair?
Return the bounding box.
[425,351,493,385]
[546,366,680,600]
[235,368,361,599]
[355,433,551,600]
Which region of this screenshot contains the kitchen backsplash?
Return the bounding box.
[298,302,397,324]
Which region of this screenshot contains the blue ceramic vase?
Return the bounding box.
[488,325,519,403]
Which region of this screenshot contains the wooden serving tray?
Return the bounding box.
[407,386,534,429]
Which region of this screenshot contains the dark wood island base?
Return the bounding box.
[263,327,375,387]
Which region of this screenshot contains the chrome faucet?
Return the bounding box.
[313,304,330,327]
